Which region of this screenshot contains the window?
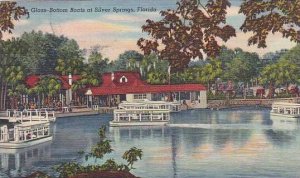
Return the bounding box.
[133,94,147,100]
[120,76,128,83]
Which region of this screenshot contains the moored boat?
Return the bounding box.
[110,101,171,127]
[118,99,181,112]
[1,109,56,122]
[270,102,300,121]
[0,121,52,149]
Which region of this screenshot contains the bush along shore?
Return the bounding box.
[24,126,142,178]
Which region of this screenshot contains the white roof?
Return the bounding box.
[272,102,300,107]
[16,121,50,127]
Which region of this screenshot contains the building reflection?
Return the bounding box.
[0,141,52,177]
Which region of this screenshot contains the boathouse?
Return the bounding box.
[24,71,207,109]
[85,71,207,109]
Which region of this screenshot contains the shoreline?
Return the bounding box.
[207,97,300,110]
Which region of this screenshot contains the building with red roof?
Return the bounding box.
[24,71,207,109]
[86,71,207,109]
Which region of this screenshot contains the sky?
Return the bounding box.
[3,0,297,60]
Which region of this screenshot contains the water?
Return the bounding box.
[1,108,300,178]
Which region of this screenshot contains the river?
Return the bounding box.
[1,108,300,178]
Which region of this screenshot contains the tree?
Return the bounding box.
[140,53,169,83]
[138,0,235,71]
[20,31,69,75]
[259,63,278,98]
[6,66,27,109]
[30,75,62,107]
[240,0,300,48]
[0,2,28,39]
[198,58,223,90]
[259,60,298,98]
[262,49,288,65]
[113,50,143,71]
[87,47,112,75]
[223,48,260,98]
[55,39,85,75]
[279,44,300,84]
[0,38,28,110]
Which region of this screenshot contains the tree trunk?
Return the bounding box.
[3,82,7,109]
[207,82,210,93]
[243,86,246,99]
[269,83,274,98]
[0,79,3,110]
[286,83,289,94]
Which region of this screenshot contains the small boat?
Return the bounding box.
[270,102,300,121]
[0,121,52,149]
[110,101,172,127]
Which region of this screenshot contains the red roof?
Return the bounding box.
[25,75,40,88]
[60,75,81,82]
[101,71,147,87]
[25,75,81,90]
[89,71,206,95]
[25,72,206,95]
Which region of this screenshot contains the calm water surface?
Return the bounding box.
[1,108,300,178]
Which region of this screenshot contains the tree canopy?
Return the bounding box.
[240,0,300,48]
[138,0,236,71]
[0,2,28,39]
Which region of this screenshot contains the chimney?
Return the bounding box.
[111,72,114,81]
[68,73,72,85]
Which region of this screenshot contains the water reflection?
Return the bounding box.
[0,109,300,177]
[0,141,51,178]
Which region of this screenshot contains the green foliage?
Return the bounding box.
[55,126,143,177]
[114,50,143,71]
[198,58,223,84]
[55,39,84,75]
[260,60,298,87]
[122,147,143,169]
[20,31,69,75]
[275,92,293,98]
[222,48,260,82]
[55,162,85,178]
[30,75,61,98]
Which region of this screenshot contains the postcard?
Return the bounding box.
[0,0,299,177]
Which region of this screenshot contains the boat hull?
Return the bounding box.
[0,136,53,149]
[109,121,168,127]
[270,112,300,118]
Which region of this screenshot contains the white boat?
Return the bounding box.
[1,109,56,122]
[118,99,181,112]
[110,101,172,127]
[0,121,52,149]
[270,102,300,121]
